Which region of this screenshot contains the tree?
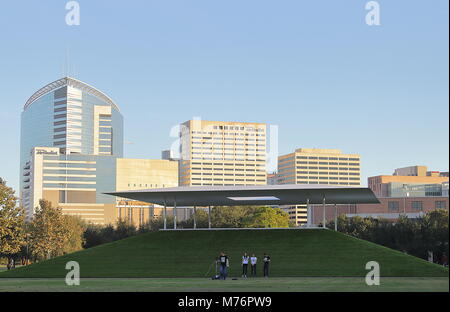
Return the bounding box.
[83,224,113,248]
[329,211,449,263]
[28,200,72,260]
[420,209,449,262]
[178,206,290,229]
[61,215,86,255]
[0,178,26,260]
[147,215,175,231]
[114,218,137,240]
[211,206,258,228]
[243,207,290,228]
[179,210,209,229]
[83,218,149,249]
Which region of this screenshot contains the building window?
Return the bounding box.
[411,201,423,211]
[59,190,66,203]
[388,201,399,212]
[435,201,446,209]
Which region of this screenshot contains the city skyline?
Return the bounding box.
[1,1,449,193]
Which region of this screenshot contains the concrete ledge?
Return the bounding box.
[160,227,325,231]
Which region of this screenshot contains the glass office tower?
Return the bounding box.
[20,77,124,221]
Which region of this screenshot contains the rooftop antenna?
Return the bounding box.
[64,45,70,78]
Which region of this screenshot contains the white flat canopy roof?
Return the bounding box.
[106,184,380,206]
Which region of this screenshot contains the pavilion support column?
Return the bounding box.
[208,206,211,229]
[322,196,326,229]
[306,198,311,227]
[163,199,167,230]
[193,206,197,229]
[173,197,177,230]
[294,205,298,227]
[334,204,338,231]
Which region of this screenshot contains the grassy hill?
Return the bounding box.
[1,229,447,278]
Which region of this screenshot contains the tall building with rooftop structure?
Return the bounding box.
[20,77,124,222]
[178,120,267,186]
[20,77,178,225]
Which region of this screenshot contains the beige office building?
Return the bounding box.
[23,146,178,226]
[179,120,267,186]
[309,165,450,224]
[115,158,179,226]
[278,148,361,225]
[369,165,449,197]
[22,147,117,224]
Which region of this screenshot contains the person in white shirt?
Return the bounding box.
[250,254,257,277]
[242,252,250,278]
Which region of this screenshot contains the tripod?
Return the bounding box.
[204,259,218,278]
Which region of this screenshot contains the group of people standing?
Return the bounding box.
[216,252,271,280]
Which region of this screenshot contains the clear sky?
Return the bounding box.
[0,0,448,192]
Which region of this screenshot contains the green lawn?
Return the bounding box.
[0,277,447,292]
[0,229,447,278]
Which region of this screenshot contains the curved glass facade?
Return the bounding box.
[20,77,124,220]
[21,77,123,169]
[20,92,55,170]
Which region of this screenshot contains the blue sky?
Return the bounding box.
[0,0,448,192]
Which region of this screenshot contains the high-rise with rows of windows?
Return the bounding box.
[20,77,178,225]
[277,148,361,225]
[178,120,267,186]
[20,77,123,164]
[20,77,124,221]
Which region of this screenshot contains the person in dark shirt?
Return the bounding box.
[263,253,271,278]
[218,252,229,280]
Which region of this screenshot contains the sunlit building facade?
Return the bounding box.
[22,147,118,223]
[277,148,361,226]
[178,120,267,186]
[115,158,179,225]
[368,165,449,197]
[20,77,123,221]
[312,165,449,224]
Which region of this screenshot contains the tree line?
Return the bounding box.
[1,176,448,266]
[326,210,449,264]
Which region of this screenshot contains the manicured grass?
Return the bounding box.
[0,277,447,292]
[0,229,447,278]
